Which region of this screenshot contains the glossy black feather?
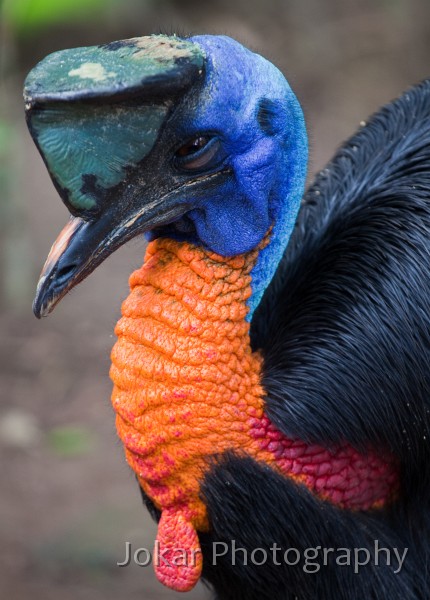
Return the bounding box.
[252,79,430,505]
[199,454,428,600]
[141,80,430,598]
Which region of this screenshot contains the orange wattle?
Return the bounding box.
[110,236,398,591]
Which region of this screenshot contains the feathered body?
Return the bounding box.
[25,35,430,600]
[199,79,430,600]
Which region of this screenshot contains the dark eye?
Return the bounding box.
[174,136,224,171]
[176,136,210,157]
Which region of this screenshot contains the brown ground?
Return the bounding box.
[2,1,430,598]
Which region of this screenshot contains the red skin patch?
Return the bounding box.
[155,509,203,591]
[249,414,398,509]
[110,236,398,591]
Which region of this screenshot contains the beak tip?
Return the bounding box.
[33,293,59,318]
[32,298,45,319]
[33,286,56,319]
[33,303,55,319]
[33,275,47,318]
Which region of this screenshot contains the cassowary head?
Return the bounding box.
[26,34,307,318]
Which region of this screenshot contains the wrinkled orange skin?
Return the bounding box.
[110,237,268,590]
[110,236,398,591]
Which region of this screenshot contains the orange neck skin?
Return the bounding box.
[110,236,398,592]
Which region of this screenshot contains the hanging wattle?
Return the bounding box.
[110,234,399,592]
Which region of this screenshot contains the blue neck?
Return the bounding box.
[247,106,308,320]
[187,36,308,321]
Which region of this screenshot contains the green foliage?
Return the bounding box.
[47,425,94,457]
[2,0,115,33]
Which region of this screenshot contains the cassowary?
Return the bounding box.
[25,35,430,599]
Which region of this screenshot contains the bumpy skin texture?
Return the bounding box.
[110,236,398,592]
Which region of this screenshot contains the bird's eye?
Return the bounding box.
[174,136,224,171]
[176,136,210,157]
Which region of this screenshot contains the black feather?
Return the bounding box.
[252,79,430,508]
[199,453,429,600]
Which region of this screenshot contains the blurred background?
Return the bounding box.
[1,0,430,598]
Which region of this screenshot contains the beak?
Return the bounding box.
[25,35,205,318]
[33,195,190,318]
[34,217,85,318]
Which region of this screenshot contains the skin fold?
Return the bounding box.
[111,234,398,591]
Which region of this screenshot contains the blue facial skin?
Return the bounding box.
[26,34,307,320]
[167,36,308,320]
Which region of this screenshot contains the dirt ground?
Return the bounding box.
[2,1,430,598]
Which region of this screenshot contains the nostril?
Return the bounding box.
[55,263,76,287]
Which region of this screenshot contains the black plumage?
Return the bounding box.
[197,80,430,599]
